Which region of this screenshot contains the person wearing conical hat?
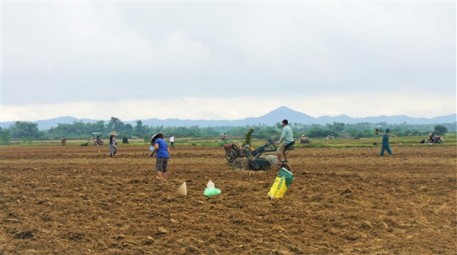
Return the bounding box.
[149,134,156,157]
[109,132,118,157]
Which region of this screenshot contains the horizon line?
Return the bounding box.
[1,112,456,123]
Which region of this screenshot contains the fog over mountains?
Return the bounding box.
[1,106,455,130]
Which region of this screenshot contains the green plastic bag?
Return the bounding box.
[204,187,221,197]
[278,167,294,187]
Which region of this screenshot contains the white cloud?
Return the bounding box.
[2,1,455,120]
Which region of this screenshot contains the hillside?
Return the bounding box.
[1,106,455,130]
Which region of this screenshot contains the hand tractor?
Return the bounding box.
[230,140,295,171]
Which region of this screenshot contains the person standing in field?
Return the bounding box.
[244,128,254,148]
[152,133,171,181]
[380,129,393,157]
[109,132,118,157]
[169,135,175,149]
[276,119,294,164]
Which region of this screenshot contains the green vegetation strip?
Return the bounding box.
[2,135,455,148]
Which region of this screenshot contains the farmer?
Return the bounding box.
[380,129,393,157]
[151,133,171,181]
[169,135,175,149]
[276,119,294,164]
[122,133,129,144]
[429,133,435,143]
[95,135,103,145]
[244,128,254,148]
[109,132,118,157]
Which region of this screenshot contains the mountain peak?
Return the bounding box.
[275,105,292,110]
[265,106,289,112]
[270,106,298,113]
[256,106,314,124]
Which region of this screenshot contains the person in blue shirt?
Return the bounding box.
[151,133,171,181]
[380,129,393,157]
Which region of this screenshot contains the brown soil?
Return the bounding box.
[0,145,456,254]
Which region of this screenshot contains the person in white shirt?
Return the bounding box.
[276,119,294,164]
[169,135,175,149]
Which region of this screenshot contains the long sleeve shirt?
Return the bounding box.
[279,125,294,144]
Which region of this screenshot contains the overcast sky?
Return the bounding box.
[1,0,456,122]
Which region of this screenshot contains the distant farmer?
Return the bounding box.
[122,133,129,144]
[151,133,171,181]
[429,133,435,143]
[169,135,175,149]
[109,132,118,157]
[95,135,103,145]
[276,119,294,164]
[244,128,254,148]
[380,129,393,157]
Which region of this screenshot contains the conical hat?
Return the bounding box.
[110,131,118,136]
[151,133,159,141]
[176,182,187,196]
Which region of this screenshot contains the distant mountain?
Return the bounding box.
[35,116,99,130]
[241,106,315,125]
[1,106,455,130]
[139,106,316,127]
[315,114,457,125]
[0,116,98,130]
[316,114,355,124]
[141,106,455,126]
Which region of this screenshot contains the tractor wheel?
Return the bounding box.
[225,149,237,163]
[241,147,250,157]
[233,158,248,171]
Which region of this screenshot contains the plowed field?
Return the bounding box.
[1,145,456,254]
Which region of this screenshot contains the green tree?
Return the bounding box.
[0,128,11,144]
[255,126,277,140]
[123,124,133,136]
[327,122,345,132]
[87,121,106,134]
[107,117,124,133]
[434,125,448,135]
[134,120,146,137]
[9,121,41,139]
[71,122,88,137]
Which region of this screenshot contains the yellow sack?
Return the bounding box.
[268,176,288,199]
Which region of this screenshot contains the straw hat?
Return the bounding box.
[151,133,163,143]
[176,182,187,196]
[110,131,118,136]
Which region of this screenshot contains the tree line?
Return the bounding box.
[0,116,453,145]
